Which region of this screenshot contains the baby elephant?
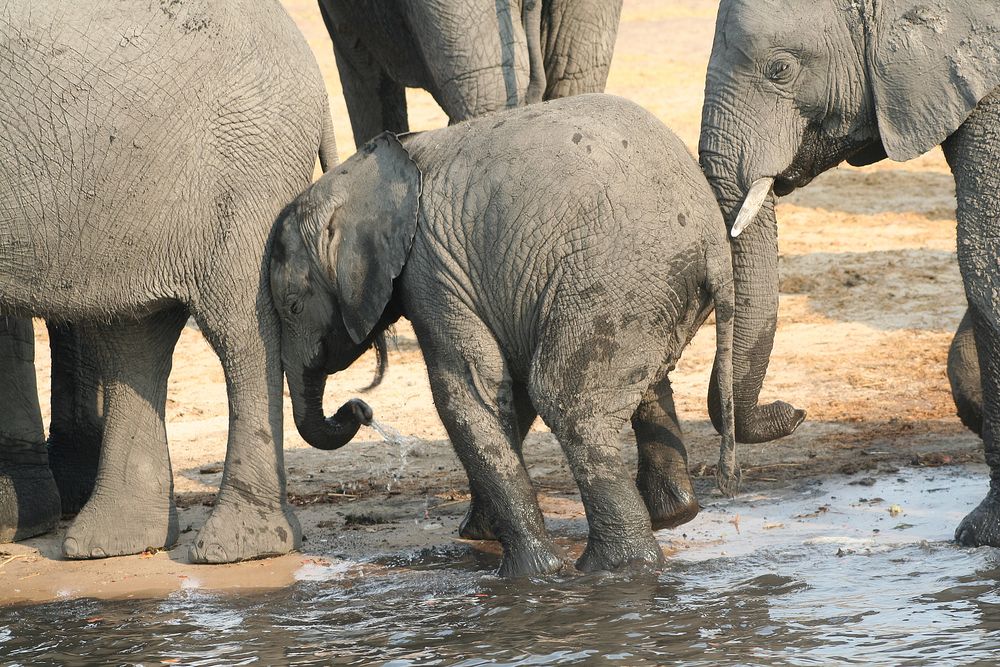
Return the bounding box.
[271,94,739,576]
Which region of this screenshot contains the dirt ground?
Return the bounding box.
[0,0,984,605]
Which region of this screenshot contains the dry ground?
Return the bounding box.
[0,0,983,604]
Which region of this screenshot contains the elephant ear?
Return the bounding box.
[325,132,421,344]
[864,0,1000,161]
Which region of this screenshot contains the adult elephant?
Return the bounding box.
[318,0,623,146]
[698,0,1000,546]
[0,0,342,562]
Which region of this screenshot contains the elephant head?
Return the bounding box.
[701,0,1000,442]
[270,133,420,450]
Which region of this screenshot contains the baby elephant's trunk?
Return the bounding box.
[707,242,741,497]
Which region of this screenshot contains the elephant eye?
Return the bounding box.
[765,57,796,84]
[290,300,304,315]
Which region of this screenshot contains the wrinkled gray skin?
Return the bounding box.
[270,95,741,576]
[318,0,623,146]
[699,0,1000,546]
[0,0,343,562]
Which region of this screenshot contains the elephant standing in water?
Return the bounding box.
[318,0,623,146]
[268,94,799,575]
[698,0,1000,545]
[0,0,343,562]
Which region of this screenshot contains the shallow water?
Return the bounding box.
[3,467,1000,665]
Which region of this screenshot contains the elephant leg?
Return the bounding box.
[540,0,622,99]
[62,308,186,559]
[948,309,983,436]
[459,383,535,541]
[420,320,561,577]
[529,327,662,573]
[186,295,300,564]
[954,307,1000,547]
[321,1,408,148]
[633,376,699,530]
[945,95,1000,547]
[46,322,104,514]
[0,317,60,542]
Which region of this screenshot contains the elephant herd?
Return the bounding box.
[0,0,997,576]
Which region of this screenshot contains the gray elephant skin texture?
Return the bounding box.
[699,0,1000,546]
[318,0,623,146]
[270,94,742,576]
[0,0,336,562]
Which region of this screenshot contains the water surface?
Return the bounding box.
[3,467,999,665]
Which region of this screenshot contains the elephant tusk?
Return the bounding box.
[731,177,774,238]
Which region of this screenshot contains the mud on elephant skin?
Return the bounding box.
[317,0,622,147]
[0,0,336,562]
[698,0,1000,546]
[269,94,800,576]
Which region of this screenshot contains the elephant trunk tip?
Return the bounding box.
[333,398,373,428]
[716,454,742,498]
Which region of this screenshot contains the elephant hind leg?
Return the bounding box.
[46,322,104,515]
[186,293,300,564]
[632,376,699,530]
[528,323,663,573]
[948,309,983,436]
[0,317,60,542]
[459,383,536,541]
[63,308,186,559]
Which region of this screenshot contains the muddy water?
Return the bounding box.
[3,467,1000,665]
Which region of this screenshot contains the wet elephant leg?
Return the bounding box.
[529,325,662,573]
[460,383,536,541]
[945,94,1000,547]
[0,317,60,542]
[954,307,1000,547]
[948,309,982,436]
[63,308,186,558]
[46,322,104,514]
[419,317,561,577]
[633,376,699,530]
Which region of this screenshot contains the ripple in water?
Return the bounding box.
[3,468,1000,664]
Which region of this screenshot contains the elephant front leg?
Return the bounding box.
[63,310,186,559]
[459,383,536,541]
[46,322,104,514]
[954,308,1000,548]
[632,377,699,530]
[0,317,60,542]
[187,305,300,564]
[422,330,561,577]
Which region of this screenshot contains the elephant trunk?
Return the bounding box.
[286,361,371,451]
[701,133,805,444]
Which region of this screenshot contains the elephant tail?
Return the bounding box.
[522,0,546,104]
[707,240,741,497]
[318,99,338,173]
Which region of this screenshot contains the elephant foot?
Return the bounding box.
[63,492,178,559]
[497,537,563,577]
[575,532,663,573]
[458,502,497,540]
[0,462,61,542]
[48,436,100,515]
[189,499,301,564]
[955,486,1000,547]
[637,466,699,530]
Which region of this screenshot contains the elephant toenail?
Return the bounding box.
[91,547,106,558]
[63,537,79,558]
